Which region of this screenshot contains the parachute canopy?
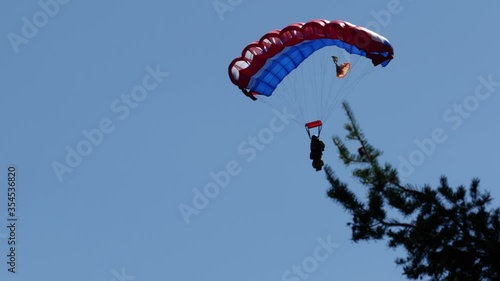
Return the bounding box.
[228,19,394,98]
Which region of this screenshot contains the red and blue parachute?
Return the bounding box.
[228,19,394,133]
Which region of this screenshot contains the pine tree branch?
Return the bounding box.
[323,101,500,280]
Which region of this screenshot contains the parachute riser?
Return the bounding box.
[305,120,323,139]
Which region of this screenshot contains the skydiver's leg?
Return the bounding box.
[312,158,323,171]
[316,159,324,171]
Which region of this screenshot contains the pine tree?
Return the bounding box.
[325,102,500,281]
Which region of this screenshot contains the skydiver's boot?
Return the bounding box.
[312,159,324,171]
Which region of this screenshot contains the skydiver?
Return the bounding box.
[310,135,325,171]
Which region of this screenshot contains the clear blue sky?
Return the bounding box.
[1,1,500,280]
